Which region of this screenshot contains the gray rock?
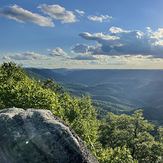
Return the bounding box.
[0,108,98,163]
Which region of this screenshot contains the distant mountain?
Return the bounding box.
[26,68,163,124]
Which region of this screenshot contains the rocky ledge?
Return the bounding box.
[0,108,98,163]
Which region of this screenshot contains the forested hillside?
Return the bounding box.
[0,62,163,162]
[27,68,163,124]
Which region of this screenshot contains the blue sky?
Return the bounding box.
[1,0,163,69]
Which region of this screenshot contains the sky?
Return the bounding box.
[1,0,163,69]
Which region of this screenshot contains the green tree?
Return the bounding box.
[99,110,163,162]
[98,146,137,163]
[0,62,59,112]
[0,62,99,156]
[158,127,163,143]
[42,79,64,94]
[57,94,100,154]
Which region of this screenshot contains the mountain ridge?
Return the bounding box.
[26,68,163,124]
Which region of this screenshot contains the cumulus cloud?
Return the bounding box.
[0,5,54,27]
[150,28,163,39]
[75,9,85,16]
[76,27,163,58]
[88,14,112,22]
[2,56,11,61]
[96,55,160,66]
[39,4,77,23]
[109,26,129,33]
[3,52,47,60]
[72,44,90,54]
[79,32,119,41]
[49,47,70,58]
[72,43,102,54]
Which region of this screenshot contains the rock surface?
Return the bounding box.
[0,108,98,163]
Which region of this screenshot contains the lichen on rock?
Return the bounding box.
[0,108,98,163]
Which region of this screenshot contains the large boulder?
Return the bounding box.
[0,108,98,163]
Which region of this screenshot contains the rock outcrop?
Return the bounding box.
[0,108,98,163]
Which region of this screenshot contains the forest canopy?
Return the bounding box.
[0,62,162,163]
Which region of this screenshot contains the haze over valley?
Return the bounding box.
[27,68,163,124]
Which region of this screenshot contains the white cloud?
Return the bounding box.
[154,40,163,46]
[2,51,163,69]
[2,56,11,61]
[39,4,77,23]
[149,28,163,46]
[72,44,90,54]
[109,27,129,33]
[72,43,102,54]
[49,47,69,58]
[0,5,54,27]
[88,14,112,22]
[150,28,163,39]
[3,52,47,60]
[77,27,163,58]
[75,9,85,16]
[79,32,119,41]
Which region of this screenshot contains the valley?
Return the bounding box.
[27,68,163,124]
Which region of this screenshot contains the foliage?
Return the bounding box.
[0,62,99,155]
[42,79,64,94]
[99,110,163,162]
[158,127,163,143]
[0,62,59,111]
[104,147,137,163]
[0,62,163,163]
